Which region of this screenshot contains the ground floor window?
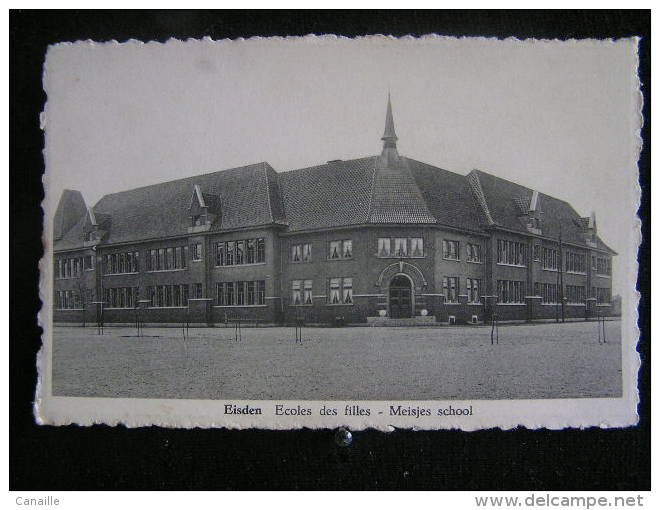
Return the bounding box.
[292,279,313,305]
[539,283,559,304]
[55,290,82,309]
[329,277,353,304]
[497,280,525,304]
[104,287,139,308]
[466,278,481,303]
[443,277,458,303]
[148,284,189,307]
[216,280,266,306]
[593,287,611,304]
[566,285,586,304]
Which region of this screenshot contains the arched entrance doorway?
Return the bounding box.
[389,275,413,318]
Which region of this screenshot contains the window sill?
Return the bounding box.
[103,272,139,276]
[288,304,314,307]
[148,306,189,309]
[594,274,612,278]
[376,255,425,259]
[541,268,558,272]
[566,271,587,275]
[466,260,483,264]
[497,263,527,268]
[191,259,202,263]
[291,260,313,264]
[55,308,85,311]
[105,307,139,310]
[326,303,354,306]
[214,262,266,268]
[326,258,353,262]
[442,257,461,262]
[496,303,526,306]
[214,305,267,308]
[146,269,187,273]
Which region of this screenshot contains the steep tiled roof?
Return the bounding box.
[53,189,87,241]
[91,162,280,245]
[278,157,376,231]
[472,169,615,253]
[406,158,485,232]
[368,158,436,224]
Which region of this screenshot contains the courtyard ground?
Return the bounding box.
[51,320,622,400]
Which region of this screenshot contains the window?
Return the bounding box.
[443,277,458,303]
[594,287,611,304]
[377,237,424,257]
[565,252,586,273]
[55,256,85,279]
[246,239,255,264]
[466,243,482,263]
[215,238,266,266]
[291,243,312,263]
[410,238,424,257]
[533,244,541,262]
[329,240,352,260]
[147,284,188,307]
[216,280,266,306]
[394,238,408,257]
[378,238,391,257]
[443,240,460,261]
[191,283,203,299]
[103,287,139,309]
[235,240,245,265]
[595,256,611,276]
[256,239,265,263]
[191,243,202,261]
[342,278,353,304]
[55,290,83,309]
[145,247,185,271]
[540,283,559,304]
[566,285,585,304]
[497,280,525,304]
[542,247,558,270]
[466,278,481,303]
[328,277,353,304]
[497,240,527,266]
[292,280,313,305]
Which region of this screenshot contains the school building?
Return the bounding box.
[52,97,615,326]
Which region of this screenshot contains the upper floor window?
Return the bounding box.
[215,237,265,266]
[329,277,353,305]
[329,240,352,260]
[104,251,140,275]
[565,252,586,273]
[191,283,203,299]
[55,256,84,279]
[533,244,541,261]
[443,240,460,261]
[594,256,611,276]
[104,287,139,309]
[466,243,482,263]
[191,243,202,261]
[377,237,424,257]
[146,246,186,272]
[84,255,95,270]
[542,247,558,271]
[443,276,458,303]
[497,239,527,267]
[292,243,312,263]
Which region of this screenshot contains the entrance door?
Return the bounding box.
[389,275,412,318]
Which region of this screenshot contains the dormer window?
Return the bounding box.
[188,184,219,233]
[192,215,204,227]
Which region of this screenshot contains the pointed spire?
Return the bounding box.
[381,92,398,149]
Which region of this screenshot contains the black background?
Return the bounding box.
[10,10,651,490]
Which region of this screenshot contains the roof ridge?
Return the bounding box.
[94,161,270,206]
[279,155,378,175]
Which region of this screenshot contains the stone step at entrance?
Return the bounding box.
[366,316,437,327]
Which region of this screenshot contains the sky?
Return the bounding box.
[43,36,641,294]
